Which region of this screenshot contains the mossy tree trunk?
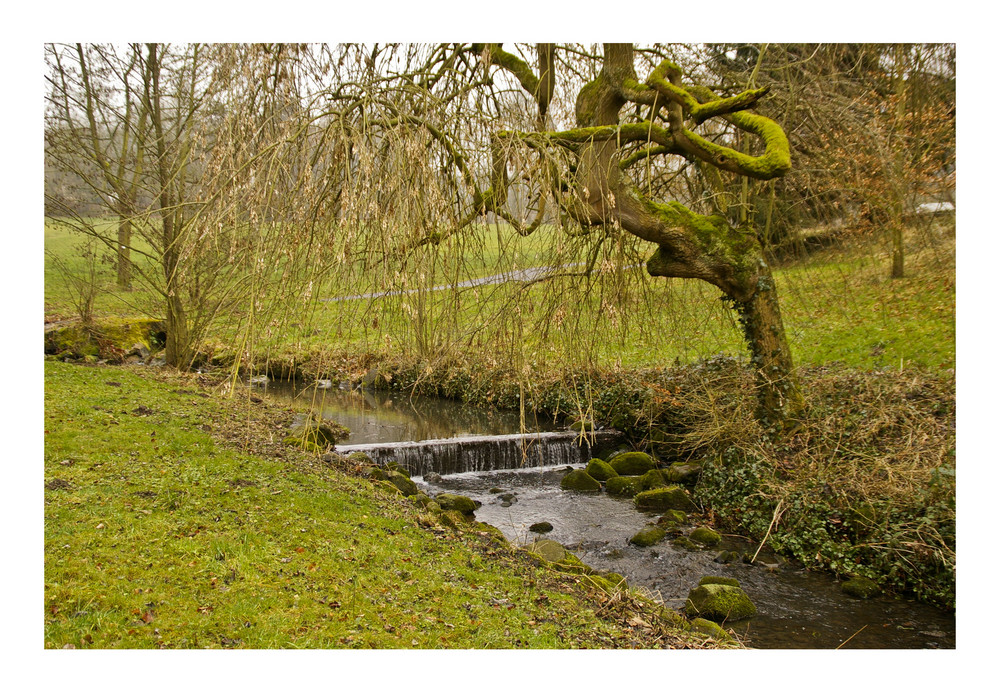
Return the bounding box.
[480,43,805,426]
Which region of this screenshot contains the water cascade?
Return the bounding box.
[335,430,623,477]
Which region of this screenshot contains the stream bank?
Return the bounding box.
[259,379,955,649]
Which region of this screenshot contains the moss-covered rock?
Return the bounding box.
[698,575,741,588]
[609,452,656,476]
[656,607,690,630]
[438,510,473,529]
[529,521,554,534]
[586,458,618,482]
[659,509,688,525]
[529,539,568,563]
[605,475,644,497]
[527,539,592,574]
[841,576,880,600]
[560,468,601,493]
[689,617,733,642]
[434,493,478,515]
[640,469,668,490]
[554,551,593,575]
[634,486,697,512]
[285,416,349,451]
[663,462,703,485]
[689,526,722,547]
[596,571,627,588]
[672,536,701,551]
[570,418,594,432]
[44,317,165,362]
[385,471,419,497]
[472,521,508,544]
[411,492,435,508]
[385,461,410,478]
[684,584,757,622]
[629,525,667,547]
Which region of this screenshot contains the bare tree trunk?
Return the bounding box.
[145,42,191,369]
[890,222,905,279]
[116,209,132,290]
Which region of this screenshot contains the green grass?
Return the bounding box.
[43,361,704,649]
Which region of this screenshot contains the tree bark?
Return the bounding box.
[728,265,805,422]
[571,44,805,426]
[116,210,132,290]
[145,42,191,369]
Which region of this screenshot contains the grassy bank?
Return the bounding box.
[43,361,718,649]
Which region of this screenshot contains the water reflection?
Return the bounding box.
[259,380,558,444]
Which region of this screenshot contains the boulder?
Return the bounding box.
[529,522,554,534]
[473,521,508,544]
[672,536,700,551]
[663,462,703,485]
[689,617,733,642]
[560,468,601,493]
[434,493,479,515]
[286,415,349,450]
[586,458,618,482]
[634,486,697,512]
[639,469,668,490]
[385,461,410,477]
[658,509,688,525]
[605,476,644,497]
[438,510,474,528]
[528,539,569,563]
[689,526,722,547]
[684,584,757,622]
[385,471,419,497]
[841,576,880,600]
[608,452,656,476]
[526,539,592,574]
[629,525,667,547]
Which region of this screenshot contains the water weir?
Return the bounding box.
[336,429,623,477]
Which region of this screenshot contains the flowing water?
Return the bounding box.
[423,466,955,649]
[258,380,955,649]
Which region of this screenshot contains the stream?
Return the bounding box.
[259,379,955,649]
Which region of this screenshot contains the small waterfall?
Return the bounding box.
[335,430,624,477]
